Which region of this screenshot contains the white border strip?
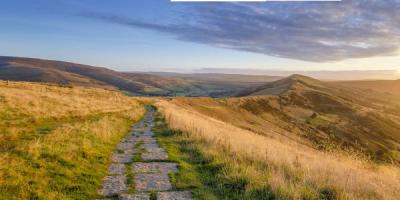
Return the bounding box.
[171,0,341,2]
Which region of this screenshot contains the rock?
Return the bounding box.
[157,191,193,200]
[134,173,172,191]
[141,151,168,161]
[119,193,151,200]
[108,164,126,175]
[132,162,178,174]
[112,153,133,163]
[98,175,127,197]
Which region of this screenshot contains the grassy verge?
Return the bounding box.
[0,81,145,199]
[153,111,280,200]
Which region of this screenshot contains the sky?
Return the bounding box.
[0,0,400,73]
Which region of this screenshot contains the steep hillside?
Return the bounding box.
[157,99,400,200]
[170,75,400,164]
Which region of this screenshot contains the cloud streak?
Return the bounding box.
[84,0,400,62]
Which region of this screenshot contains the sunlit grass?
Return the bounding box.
[0,81,145,199]
[156,99,400,200]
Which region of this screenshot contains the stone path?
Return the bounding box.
[98,107,193,200]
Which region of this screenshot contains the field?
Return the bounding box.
[155,99,400,200]
[0,81,145,199]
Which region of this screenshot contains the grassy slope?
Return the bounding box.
[155,99,400,200]
[233,75,400,163]
[0,81,145,199]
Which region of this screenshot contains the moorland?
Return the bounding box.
[1,57,400,199]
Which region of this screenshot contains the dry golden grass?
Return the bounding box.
[0,81,145,199]
[156,99,400,200]
[0,81,137,117]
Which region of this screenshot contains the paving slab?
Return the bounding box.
[142,142,160,149]
[157,191,193,200]
[108,164,126,175]
[144,147,165,153]
[112,153,133,163]
[119,193,151,200]
[141,151,168,161]
[117,142,136,152]
[137,136,157,143]
[132,162,178,174]
[134,173,172,191]
[98,175,127,197]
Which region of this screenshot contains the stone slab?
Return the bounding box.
[134,173,172,191]
[117,142,136,153]
[141,151,168,161]
[119,193,151,200]
[108,164,126,175]
[144,147,165,153]
[132,162,178,174]
[112,153,133,163]
[98,175,127,197]
[157,191,193,200]
[137,136,156,143]
[142,142,160,149]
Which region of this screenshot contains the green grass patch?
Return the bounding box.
[0,110,144,200]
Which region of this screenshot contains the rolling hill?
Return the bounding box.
[150,72,281,97]
[168,75,400,164]
[0,56,193,96]
[157,89,400,200]
[335,79,400,96]
[0,56,279,97]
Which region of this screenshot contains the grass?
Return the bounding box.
[155,99,400,200]
[151,111,219,199]
[153,109,287,200]
[0,81,145,199]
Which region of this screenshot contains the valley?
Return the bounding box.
[2,1,400,199]
[0,56,277,97]
[1,58,400,200]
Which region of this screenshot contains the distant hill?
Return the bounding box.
[0,56,194,96]
[236,74,320,96]
[148,72,281,97]
[335,79,400,96]
[151,72,281,83]
[0,56,278,97]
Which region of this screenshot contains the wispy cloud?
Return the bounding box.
[83,0,400,62]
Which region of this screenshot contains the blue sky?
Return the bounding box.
[0,0,399,72]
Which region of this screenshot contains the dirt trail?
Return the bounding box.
[98,107,192,200]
